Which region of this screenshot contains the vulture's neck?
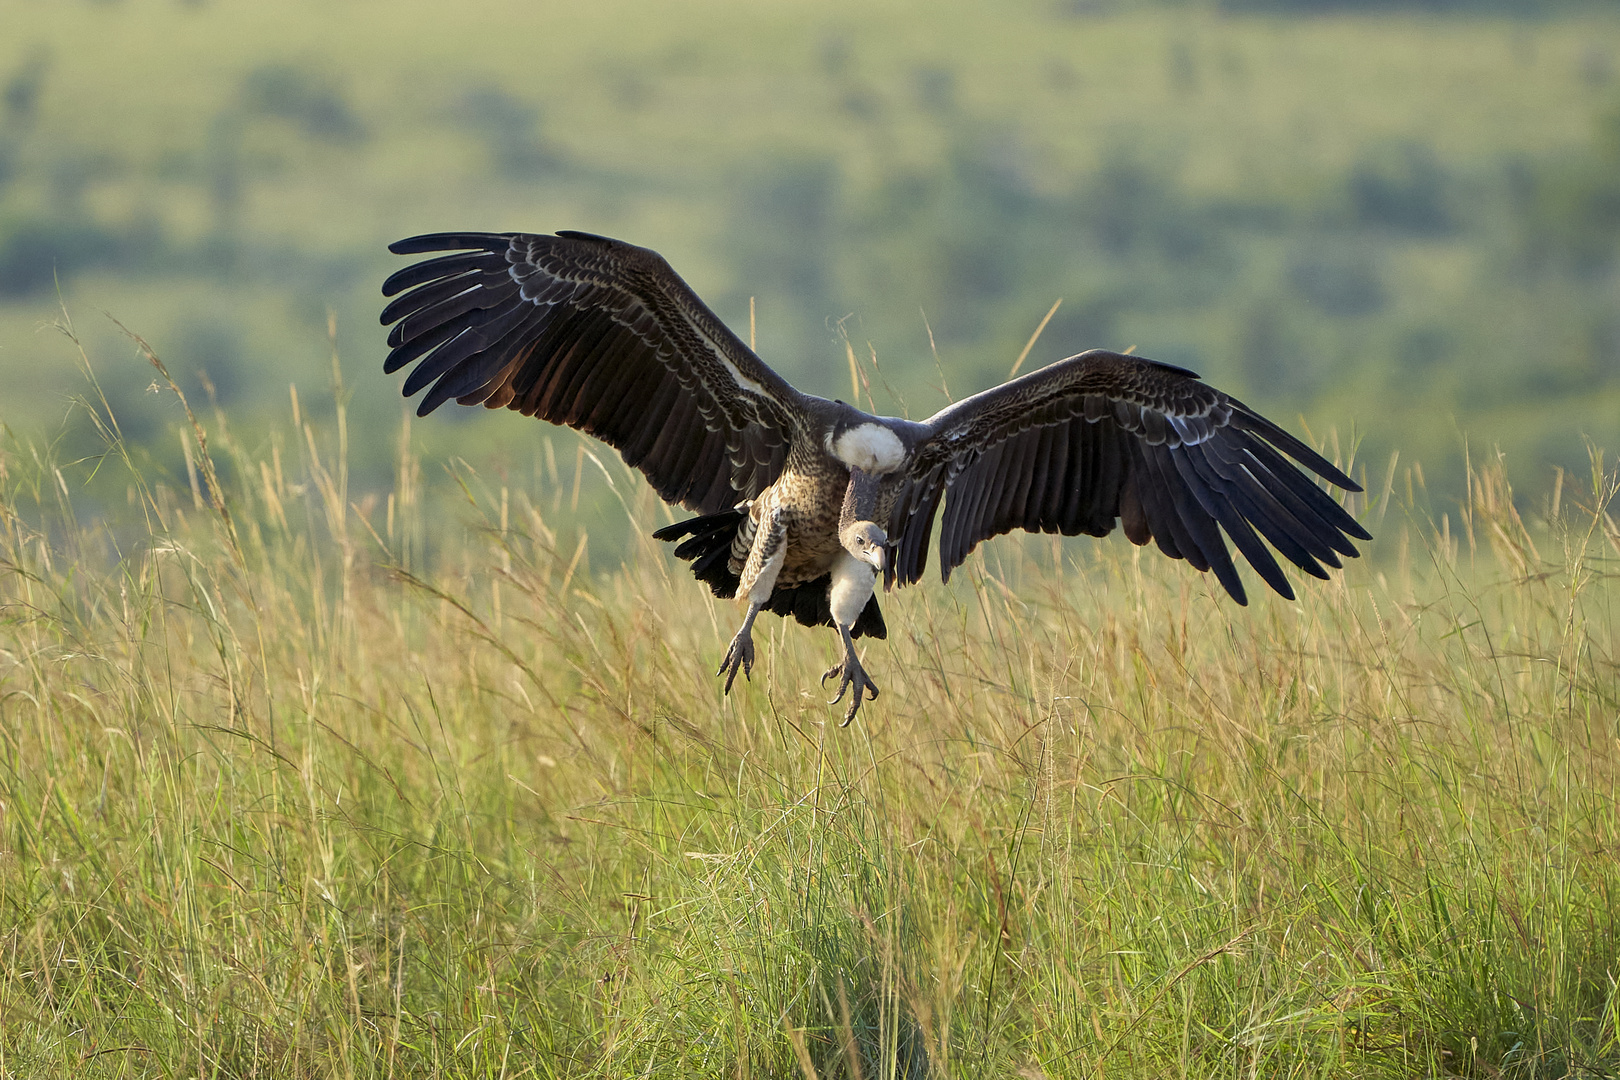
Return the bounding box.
[839,466,882,535]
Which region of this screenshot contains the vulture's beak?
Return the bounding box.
[866,546,886,572]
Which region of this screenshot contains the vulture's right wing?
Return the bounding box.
[885,350,1370,603]
[382,231,805,514]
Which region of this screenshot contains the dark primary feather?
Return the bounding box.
[885,349,1370,604]
[380,231,807,515]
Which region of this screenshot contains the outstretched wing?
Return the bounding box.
[884,350,1370,604]
[381,231,806,514]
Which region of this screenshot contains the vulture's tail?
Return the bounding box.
[653,512,887,640]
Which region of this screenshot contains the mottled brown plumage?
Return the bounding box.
[730,458,848,590]
[382,230,1371,724]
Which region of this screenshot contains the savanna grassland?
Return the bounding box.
[2,0,1620,516]
[0,326,1615,1078]
[3,1,1620,1077]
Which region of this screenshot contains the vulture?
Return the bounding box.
[381,230,1370,723]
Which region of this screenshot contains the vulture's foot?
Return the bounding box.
[821,655,880,725]
[716,629,755,694]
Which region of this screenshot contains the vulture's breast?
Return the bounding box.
[733,464,852,587]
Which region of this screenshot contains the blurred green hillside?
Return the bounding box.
[1,0,1618,527]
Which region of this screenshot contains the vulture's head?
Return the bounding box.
[840,520,888,572]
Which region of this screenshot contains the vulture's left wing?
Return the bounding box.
[381,231,805,514]
[885,350,1370,603]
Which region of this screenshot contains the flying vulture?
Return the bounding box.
[381,230,1370,723]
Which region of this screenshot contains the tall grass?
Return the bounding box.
[1,327,1617,1078]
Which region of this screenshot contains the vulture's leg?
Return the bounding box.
[717,600,763,693]
[717,502,786,694]
[821,547,881,724]
[822,623,879,725]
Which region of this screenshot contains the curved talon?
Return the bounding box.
[717,633,754,694]
[822,660,879,725]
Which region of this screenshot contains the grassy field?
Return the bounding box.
[0,329,1616,1077]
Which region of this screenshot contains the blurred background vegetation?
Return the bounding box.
[1,0,1617,553]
